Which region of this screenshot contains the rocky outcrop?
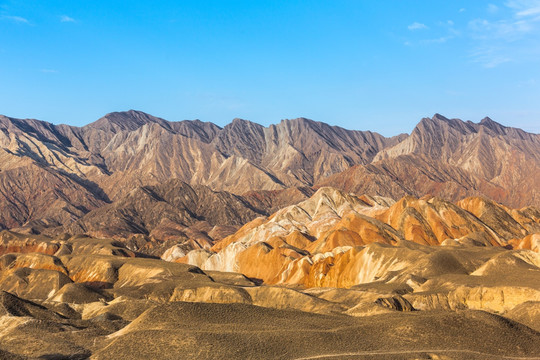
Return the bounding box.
[0,231,63,255]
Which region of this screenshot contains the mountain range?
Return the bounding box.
[1,110,539,241]
[0,110,540,359]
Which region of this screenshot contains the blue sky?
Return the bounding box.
[1,1,539,135]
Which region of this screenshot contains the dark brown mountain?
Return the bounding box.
[65,180,265,243]
[61,181,317,256]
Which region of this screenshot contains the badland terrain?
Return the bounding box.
[0,111,539,359]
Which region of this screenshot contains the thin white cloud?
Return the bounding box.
[465,1,540,66]
[484,58,511,67]
[488,4,499,13]
[470,47,511,68]
[468,0,540,68]
[40,69,58,73]
[475,17,531,39]
[473,9,540,36]
[507,0,540,17]
[421,36,452,44]
[406,19,458,46]
[517,78,536,87]
[408,22,428,30]
[403,1,539,67]
[1,15,29,24]
[516,6,540,16]
[60,15,75,23]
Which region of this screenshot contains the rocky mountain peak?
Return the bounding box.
[85,110,170,132]
[480,116,495,124]
[479,116,507,134]
[432,113,451,122]
[213,118,266,161]
[283,117,316,126]
[226,118,264,130]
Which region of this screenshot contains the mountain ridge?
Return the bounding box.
[0,110,538,233]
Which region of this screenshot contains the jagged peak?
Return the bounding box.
[432,113,451,122]
[225,118,264,129]
[419,113,463,129]
[479,116,506,132]
[279,117,342,131]
[412,114,479,137]
[85,110,170,131]
[0,114,52,128]
[296,186,366,213]
[480,116,494,124]
[282,117,316,125]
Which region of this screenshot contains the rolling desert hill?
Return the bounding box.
[0,225,538,358]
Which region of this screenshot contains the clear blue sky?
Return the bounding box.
[1,1,539,135]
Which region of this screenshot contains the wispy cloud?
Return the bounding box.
[516,6,540,16]
[403,2,539,68]
[421,36,452,44]
[1,15,29,24]
[40,69,58,73]
[467,0,540,67]
[408,22,428,30]
[469,17,534,41]
[405,19,459,46]
[517,78,536,87]
[509,0,540,17]
[459,8,466,13]
[60,15,75,23]
[469,47,511,68]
